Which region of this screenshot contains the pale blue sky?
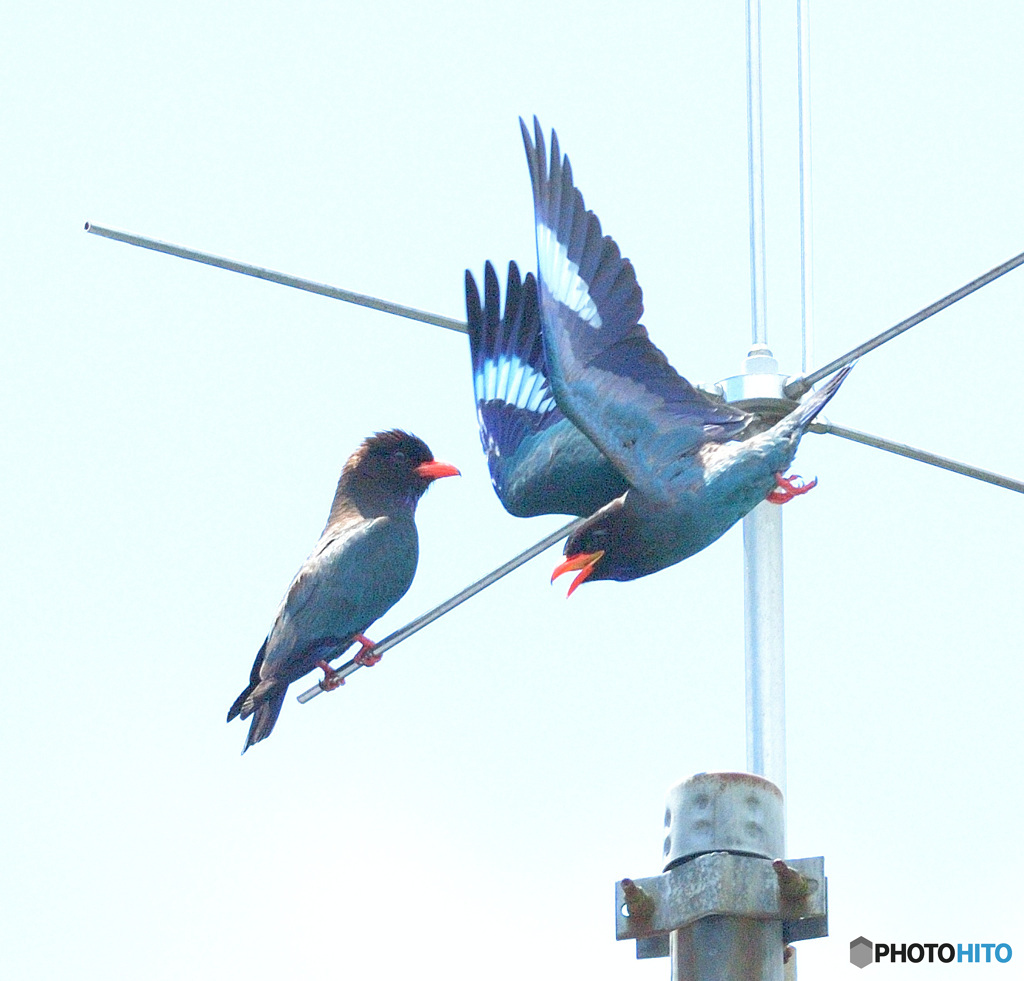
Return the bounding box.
[3,2,1021,978]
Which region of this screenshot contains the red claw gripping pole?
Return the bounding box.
[351,633,382,667]
[317,634,382,692]
[766,473,818,504]
[317,660,346,691]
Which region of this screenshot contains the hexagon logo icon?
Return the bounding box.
[850,936,873,969]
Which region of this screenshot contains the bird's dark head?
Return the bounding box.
[332,430,460,520]
[551,494,647,595]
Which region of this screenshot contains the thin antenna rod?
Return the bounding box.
[296,518,585,704]
[745,0,768,345]
[84,222,468,334]
[785,248,1024,397]
[812,421,1024,493]
[797,0,813,373]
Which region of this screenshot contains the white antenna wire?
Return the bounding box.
[745,0,768,346]
[797,0,814,374]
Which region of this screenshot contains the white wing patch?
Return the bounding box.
[474,354,556,414]
[536,222,603,328]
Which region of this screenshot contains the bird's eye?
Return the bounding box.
[393,450,407,462]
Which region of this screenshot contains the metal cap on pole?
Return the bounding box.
[615,773,826,980]
[668,774,786,981]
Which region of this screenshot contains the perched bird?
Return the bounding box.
[465,258,628,517]
[517,118,852,593]
[227,430,459,752]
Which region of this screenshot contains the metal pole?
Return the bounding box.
[743,500,786,805]
[666,4,787,978]
[666,775,787,981]
[740,0,786,819]
[83,222,469,334]
[739,346,788,823]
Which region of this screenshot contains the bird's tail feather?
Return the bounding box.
[784,364,855,436]
[227,637,286,753]
[227,638,268,723]
[226,684,252,723]
[240,685,287,754]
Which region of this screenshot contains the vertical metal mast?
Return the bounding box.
[636,7,799,974]
[610,7,833,956]
[741,0,787,819]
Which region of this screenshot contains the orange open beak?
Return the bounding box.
[550,550,605,597]
[415,460,461,480]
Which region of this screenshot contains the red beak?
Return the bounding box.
[415,459,461,481]
[550,550,605,597]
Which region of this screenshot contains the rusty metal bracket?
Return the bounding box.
[616,853,827,959]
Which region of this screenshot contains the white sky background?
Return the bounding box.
[3,2,1022,977]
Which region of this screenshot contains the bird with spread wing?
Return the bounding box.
[466,119,850,595]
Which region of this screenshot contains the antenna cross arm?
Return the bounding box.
[785,249,1024,398]
[811,421,1024,494]
[84,222,468,334]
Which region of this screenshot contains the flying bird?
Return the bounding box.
[465,258,628,517]
[517,118,852,594]
[227,430,459,752]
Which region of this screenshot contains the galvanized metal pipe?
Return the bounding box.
[673,919,782,981]
[667,773,785,981]
[743,501,787,809]
[83,222,469,334]
[732,324,789,837]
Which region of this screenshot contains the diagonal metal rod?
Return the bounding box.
[785,249,1024,398]
[811,420,1024,493]
[295,518,585,704]
[84,222,469,334]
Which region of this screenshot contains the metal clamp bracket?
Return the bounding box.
[616,853,827,960]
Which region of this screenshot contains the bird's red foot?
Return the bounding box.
[352,633,382,667]
[766,473,818,504]
[317,659,345,691]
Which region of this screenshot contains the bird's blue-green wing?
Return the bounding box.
[262,516,417,681]
[521,118,751,500]
[466,260,628,516]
